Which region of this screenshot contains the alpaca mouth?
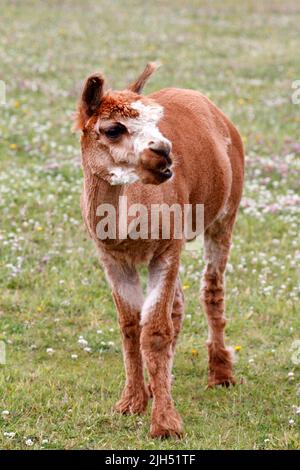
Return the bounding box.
[151,167,173,182]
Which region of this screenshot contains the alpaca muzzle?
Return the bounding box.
[139,142,173,184]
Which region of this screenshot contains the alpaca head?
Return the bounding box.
[75,63,173,185]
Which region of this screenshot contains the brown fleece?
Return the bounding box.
[75,64,244,438]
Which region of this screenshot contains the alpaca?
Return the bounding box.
[75,63,244,438]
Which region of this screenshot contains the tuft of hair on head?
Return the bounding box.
[74,73,105,131]
[128,61,161,94]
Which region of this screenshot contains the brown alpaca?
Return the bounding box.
[75,63,244,438]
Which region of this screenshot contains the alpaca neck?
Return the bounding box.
[83,166,123,238]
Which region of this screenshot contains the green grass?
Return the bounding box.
[0,0,300,449]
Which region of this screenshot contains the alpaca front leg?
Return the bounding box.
[171,277,185,351]
[103,258,148,414]
[114,293,149,414]
[141,251,183,438]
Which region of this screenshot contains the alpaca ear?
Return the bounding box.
[128,62,161,94]
[81,73,105,117]
[74,73,105,130]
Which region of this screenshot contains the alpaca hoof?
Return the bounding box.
[207,345,236,388]
[114,389,149,415]
[150,409,183,439]
[207,374,236,388]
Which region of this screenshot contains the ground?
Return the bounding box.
[0,0,299,450]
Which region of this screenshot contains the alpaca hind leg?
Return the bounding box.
[201,215,236,387]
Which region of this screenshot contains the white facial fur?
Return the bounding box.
[110,167,139,186]
[127,101,172,156]
[97,101,172,186]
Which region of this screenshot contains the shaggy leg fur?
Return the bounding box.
[147,277,184,399]
[141,252,183,438]
[103,258,148,414]
[201,215,237,387]
[114,300,149,414]
[171,278,185,351]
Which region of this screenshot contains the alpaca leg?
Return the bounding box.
[172,277,185,351]
[201,215,236,387]
[141,250,183,438]
[103,258,148,414]
[147,277,184,398]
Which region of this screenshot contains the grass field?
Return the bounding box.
[0,0,300,450]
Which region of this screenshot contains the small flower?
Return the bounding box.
[96,329,103,334]
[2,410,10,417]
[191,348,198,357]
[288,372,295,378]
[78,338,88,347]
[248,358,255,364]
[46,348,54,355]
[292,405,300,414]
[10,143,17,150]
[35,226,43,232]
[4,432,15,438]
[183,284,190,290]
[235,345,242,352]
[42,439,49,444]
[84,347,91,353]
[71,354,78,360]
[288,419,295,426]
[25,438,34,446]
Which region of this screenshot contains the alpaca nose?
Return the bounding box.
[148,141,172,165]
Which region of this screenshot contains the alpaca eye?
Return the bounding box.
[104,124,126,140]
